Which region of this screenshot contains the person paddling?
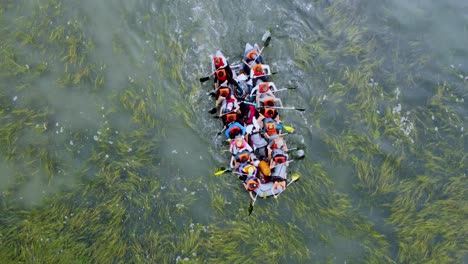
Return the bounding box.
[246,121,269,161]
[219,98,240,125]
[212,55,236,87]
[232,148,257,171]
[242,43,263,75]
[229,135,254,169]
[269,148,289,168]
[250,81,278,101]
[250,64,271,87]
[213,56,228,70]
[239,102,258,128]
[257,107,281,130]
[224,121,246,139]
[267,134,288,161]
[263,117,283,138]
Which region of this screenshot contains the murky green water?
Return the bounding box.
[1,0,467,263]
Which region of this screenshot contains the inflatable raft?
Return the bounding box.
[208,38,302,200]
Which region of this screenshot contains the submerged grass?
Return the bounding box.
[1,0,467,263]
[292,0,467,262]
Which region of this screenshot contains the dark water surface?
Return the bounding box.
[1,0,466,263]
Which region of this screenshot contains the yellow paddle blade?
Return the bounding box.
[291,172,301,182]
[283,125,295,133]
[214,169,227,176]
[214,167,233,176]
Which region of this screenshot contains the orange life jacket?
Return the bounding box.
[265,121,277,136]
[213,57,224,69]
[264,107,275,118]
[252,64,264,76]
[246,49,258,61]
[236,151,250,163]
[245,177,260,191]
[273,155,287,164]
[225,113,237,123]
[259,82,270,93]
[258,160,271,177]
[216,69,227,81]
[263,97,275,107]
[218,87,230,98]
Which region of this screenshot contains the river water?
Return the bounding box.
[1,0,467,263]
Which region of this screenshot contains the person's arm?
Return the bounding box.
[214,82,218,91]
[234,103,240,114]
[267,144,272,160]
[263,65,271,75]
[274,113,281,123]
[255,93,261,106]
[275,97,284,107]
[266,90,275,98]
[242,58,252,68]
[219,105,225,117]
[269,82,278,92]
[245,142,253,152]
[230,156,235,168]
[256,114,265,128]
[270,158,275,169]
[221,55,228,68]
[249,86,258,97]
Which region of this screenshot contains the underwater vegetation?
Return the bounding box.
[292,1,467,263]
[0,0,466,263]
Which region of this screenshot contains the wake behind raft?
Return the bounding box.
[204,35,305,204]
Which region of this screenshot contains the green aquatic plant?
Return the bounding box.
[1,0,467,263]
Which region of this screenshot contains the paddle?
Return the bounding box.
[243,31,272,67]
[248,192,259,215]
[221,147,301,154]
[253,71,278,79]
[206,91,217,97]
[200,75,212,83]
[212,110,237,119]
[214,166,232,176]
[259,32,271,52]
[216,127,227,137]
[272,88,294,93]
[208,107,217,114]
[272,106,305,112]
[282,125,295,133]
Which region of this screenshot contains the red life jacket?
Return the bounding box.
[265,120,277,136]
[259,82,270,93]
[246,49,258,61]
[245,177,260,191]
[213,57,224,69]
[225,113,237,123]
[218,87,230,98]
[216,69,227,81]
[236,151,250,163]
[263,97,275,107]
[263,107,275,118]
[253,64,264,76]
[273,155,287,164]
